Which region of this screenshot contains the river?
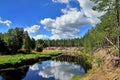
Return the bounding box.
[0,55,85,80]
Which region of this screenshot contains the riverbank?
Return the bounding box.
[51,47,120,80]
[71,47,120,80]
[0,50,62,70]
[81,48,120,80]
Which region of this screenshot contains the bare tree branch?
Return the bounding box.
[105,37,119,51]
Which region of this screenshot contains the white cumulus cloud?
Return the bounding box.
[38,61,85,80]
[52,0,70,4]
[33,35,50,40]
[40,0,105,39]
[0,18,12,27]
[41,8,90,39]
[30,64,39,71]
[78,0,105,26]
[24,25,40,34]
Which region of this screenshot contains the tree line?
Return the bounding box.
[44,38,83,47]
[88,0,120,53]
[0,28,43,55]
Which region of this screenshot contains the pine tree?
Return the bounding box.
[91,0,120,55]
[23,31,31,54]
[0,37,7,53]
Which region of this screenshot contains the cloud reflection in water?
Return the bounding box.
[0,76,3,80]
[29,60,85,80]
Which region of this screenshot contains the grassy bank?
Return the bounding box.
[72,48,120,80]
[0,50,62,69]
[71,76,82,80]
[71,51,93,80]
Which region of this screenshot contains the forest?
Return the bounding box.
[0,0,120,80]
[0,28,44,54]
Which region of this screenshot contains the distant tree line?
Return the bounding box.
[44,38,83,47]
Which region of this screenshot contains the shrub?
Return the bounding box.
[36,45,43,52]
[95,57,104,67]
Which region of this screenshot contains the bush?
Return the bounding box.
[95,57,104,67]
[36,45,43,52]
[107,47,118,56]
[71,76,82,80]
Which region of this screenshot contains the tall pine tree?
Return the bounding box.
[23,31,31,54]
[91,0,120,56]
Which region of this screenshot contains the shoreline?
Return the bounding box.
[0,51,62,70]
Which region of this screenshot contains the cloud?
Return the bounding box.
[52,0,70,4]
[33,34,50,40]
[40,8,90,39]
[38,61,85,80]
[0,18,12,27]
[40,0,105,39]
[77,0,105,26]
[24,25,40,34]
[30,64,39,71]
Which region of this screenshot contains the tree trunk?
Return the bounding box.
[116,0,120,57]
[105,37,118,50]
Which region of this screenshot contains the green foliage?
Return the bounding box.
[91,0,119,12]
[79,52,93,73]
[35,40,43,52]
[6,35,20,53]
[95,57,104,67]
[0,28,45,54]
[23,31,31,54]
[89,0,120,51]
[31,38,36,50]
[0,28,25,54]
[7,28,24,50]
[0,51,61,65]
[0,37,8,54]
[81,10,119,52]
[82,28,105,52]
[107,47,119,56]
[44,38,83,47]
[80,52,93,64]
[71,76,82,80]
[36,44,43,52]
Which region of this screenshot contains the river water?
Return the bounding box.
[0,56,85,80]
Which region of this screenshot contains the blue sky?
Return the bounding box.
[0,0,104,40]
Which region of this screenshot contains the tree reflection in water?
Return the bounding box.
[0,66,29,80]
[53,54,92,73]
[23,60,85,80]
[0,54,89,80]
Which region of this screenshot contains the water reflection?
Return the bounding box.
[54,55,92,73]
[0,55,86,80]
[23,60,85,80]
[0,66,29,80]
[0,76,3,80]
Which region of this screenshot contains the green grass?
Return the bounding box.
[71,76,82,80]
[80,52,93,64]
[71,52,93,80]
[0,51,61,65]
